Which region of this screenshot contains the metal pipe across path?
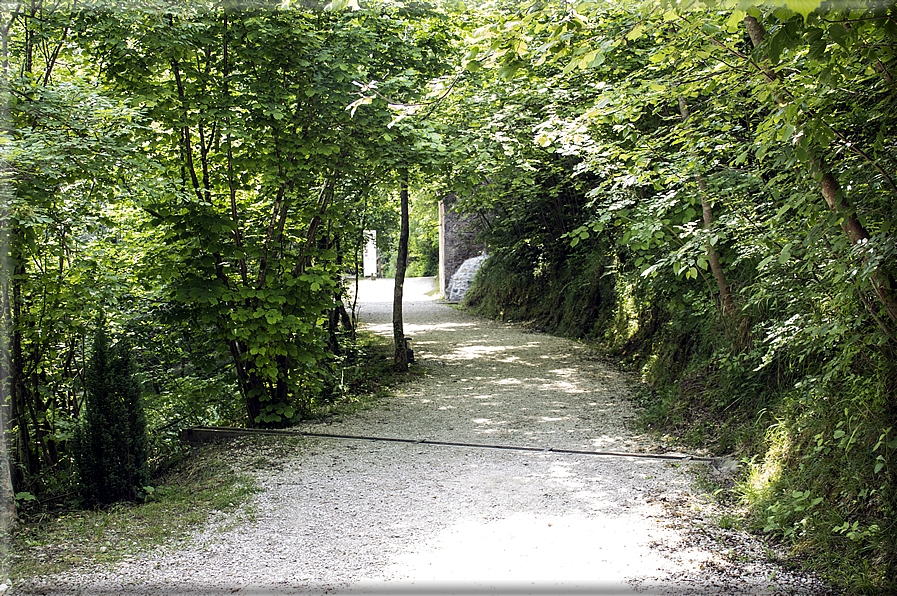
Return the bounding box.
[180,425,715,463]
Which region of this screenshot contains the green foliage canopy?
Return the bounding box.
[74,1,455,426]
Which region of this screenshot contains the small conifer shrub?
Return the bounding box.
[73,314,150,505]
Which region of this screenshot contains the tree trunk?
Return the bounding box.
[744,15,897,327]
[0,203,17,539]
[226,339,263,427]
[677,95,738,320]
[1,20,17,524]
[11,251,34,484]
[338,304,354,336]
[393,174,410,371]
[0,403,15,543]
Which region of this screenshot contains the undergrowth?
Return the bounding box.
[7,440,261,584]
[314,329,417,416]
[6,331,414,586]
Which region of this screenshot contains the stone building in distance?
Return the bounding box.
[438,194,487,298]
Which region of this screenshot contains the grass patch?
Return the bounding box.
[7,440,261,584]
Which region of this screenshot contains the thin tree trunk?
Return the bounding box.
[744,14,897,327]
[12,253,34,484]
[351,221,363,335]
[393,174,410,371]
[294,151,347,278]
[0,200,17,543]
[677,95,737,320]
[338,304,354,336]
[0,14,18,536]
[223,13,248,287]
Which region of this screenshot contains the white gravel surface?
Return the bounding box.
[18,277,837,595]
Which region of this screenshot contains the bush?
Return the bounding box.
[73,314,150,506]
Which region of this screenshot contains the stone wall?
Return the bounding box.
[438,195,487,295]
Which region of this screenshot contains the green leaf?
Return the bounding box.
[807,38,826,61]
[778,244,792,265]
[627,24,645,41]
[497,60,524,80]
[768,33,783,64]
[772,6,795,20]
[725,11,745,32]
[579,50,597,69]
[828,23,850,49]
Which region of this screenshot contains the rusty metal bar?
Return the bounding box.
[180,425,715,463]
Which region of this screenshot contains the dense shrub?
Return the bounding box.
[73,316,150,506]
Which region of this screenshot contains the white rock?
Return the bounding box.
[445,253,487,303]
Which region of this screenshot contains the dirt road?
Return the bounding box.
[20,277,835,595]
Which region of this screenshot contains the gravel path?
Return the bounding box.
[19,277,837,595]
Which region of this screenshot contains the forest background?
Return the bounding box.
[1,0,895,592]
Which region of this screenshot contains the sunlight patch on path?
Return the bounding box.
[351,507,718,595]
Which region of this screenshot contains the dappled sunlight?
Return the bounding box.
[470,418,515,435]
[363,322,478,337]
[405,322,478,334]
[549,463,575,478]
[591,435,634,449]
[447,344,515,360]
[515,457,696,515]
[496,357,539,366]
[548,367,579,377]
[471,418,503,425]
[355,274,646,453]
[317,269,763,594]
[337,281,734,593]
[364,475,714,592]
[536,379,581,393]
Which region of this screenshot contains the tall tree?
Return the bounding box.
[1,0,148,501]
[393,174,410,370]
[676,94,737,323]
[743,13,897,330]
[77,2,454,425]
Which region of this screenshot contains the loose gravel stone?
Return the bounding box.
[15,277,838,595]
